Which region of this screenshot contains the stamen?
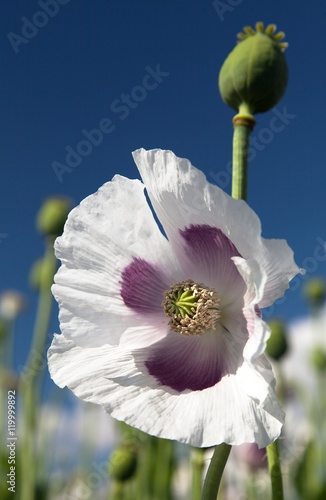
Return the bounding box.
[162,280,220,336]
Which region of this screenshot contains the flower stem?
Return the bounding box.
[202,443,231,500]
[191,447,205,500]
[231,111,256,201]
[19,239,57,500]
[111,480,125,500]
[266,440,284,500]
[153,438,174,499]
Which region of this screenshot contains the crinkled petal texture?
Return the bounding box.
[48,149,302,448]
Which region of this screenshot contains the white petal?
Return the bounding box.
[132,149,301,307]
[60,175,172,264]
[133,149,258,251]
[258,238,305,308]
[48,334,283,448]
[232,256,271,361]
[53,176,181,347]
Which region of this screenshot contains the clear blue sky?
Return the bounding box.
[2,0,326,374]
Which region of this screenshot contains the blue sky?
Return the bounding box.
[2,0,326,374]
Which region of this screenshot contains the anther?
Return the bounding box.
[162,280,220,336]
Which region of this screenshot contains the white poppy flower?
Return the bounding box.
[48,149,302,448]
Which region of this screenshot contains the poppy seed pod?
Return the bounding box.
[29,257,55,291]
[310,346,326,373]
[303,277,326,308]
[266,319,288,361]
[36,196,71,238]
[108,446,138,482]
[219,22,288,115]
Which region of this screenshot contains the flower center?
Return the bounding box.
[162,280,221,336]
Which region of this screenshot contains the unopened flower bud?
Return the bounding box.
[219,22,288,115]
[108,446,138,482]
[36,197,71,237]
[310,346,326,372]
[266,319,288,361]
[29,257,55,290]
[303,277,326,308]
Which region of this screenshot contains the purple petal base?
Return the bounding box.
[180,225,240,258]
[144,331,229,392]
[179,224,242,290]
[120,258,168,313]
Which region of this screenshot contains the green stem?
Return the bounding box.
[202,443,231,500]
[140,435,156,499]
[191,447,205,500]
[24,244,57,387]
[153,438,174,499]
[247,472,258,500]
[231,112,255,201]
[266,440,284,500]
[111,480,125,500]
[19,240,57,500]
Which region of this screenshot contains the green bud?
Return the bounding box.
[108,446,138,482]
[219,22,288,115]
[303,277,326,308]
[310,346,326,372]
[295,440,326,499]
[266,319,288,361]
[36,196,71,237]
[29,257,55,290]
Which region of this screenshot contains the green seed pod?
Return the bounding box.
[36,196,71,237]
[219,22,288,115]
[303,277,326,308]
[29,257,55,290]
[108,446,138,482]
[310,346,326,372]
[266,319,288,361]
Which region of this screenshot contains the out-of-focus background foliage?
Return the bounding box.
[1,1,326,498]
